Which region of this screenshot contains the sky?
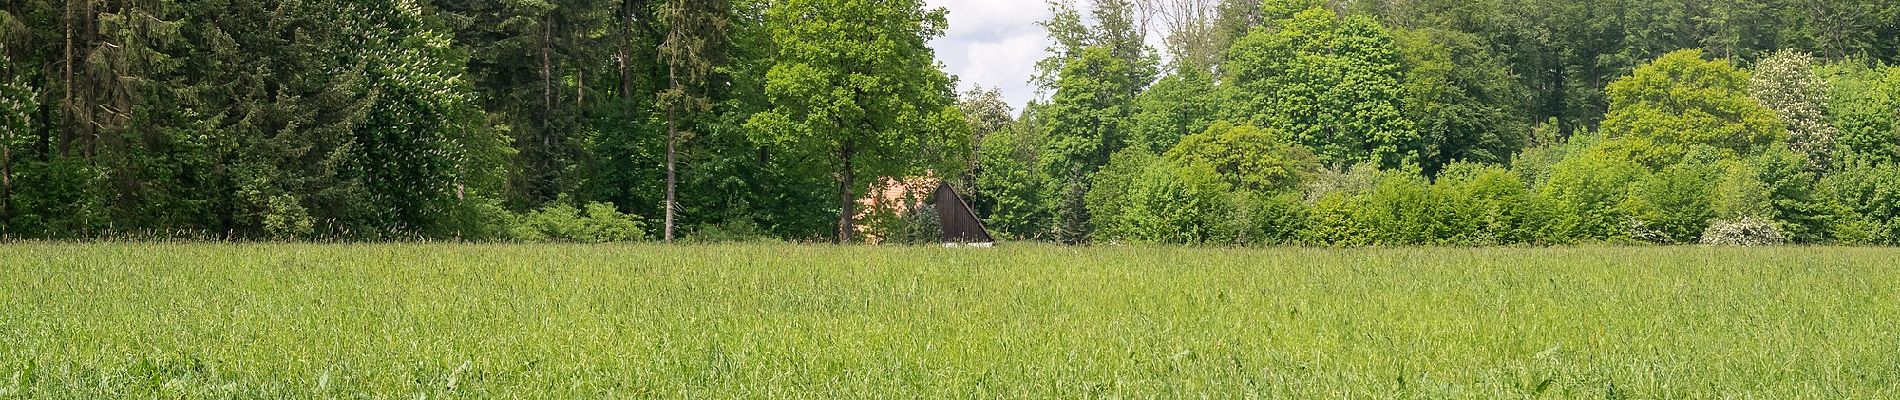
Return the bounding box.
[924,0,1056,112]
[925,0,1172,113]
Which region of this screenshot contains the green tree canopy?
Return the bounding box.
[1598,49,1786,167]
[1817,61,1900,166]
[1085,149,1228,244]
[1393,28,1531,176]
[1128,68,1219,154]
[1163,121,1319,193]
[1221,6,1419,169]
[1040,45,1144,242]
[747,0,967,242]
[958,86,1014,192]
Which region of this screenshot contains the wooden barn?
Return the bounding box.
[857,176,995,246]
[928,181,995,245]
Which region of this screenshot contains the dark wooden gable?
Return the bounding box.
[930,182,995,243]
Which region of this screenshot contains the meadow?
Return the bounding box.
[0,243,1896,398]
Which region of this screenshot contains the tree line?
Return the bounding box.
[1,0,1897,244]
[974,0,1900,246]
[1,0,960,242]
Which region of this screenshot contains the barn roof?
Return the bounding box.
[854,176,996,245]
[931,182,995,244]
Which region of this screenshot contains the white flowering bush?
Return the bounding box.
[1699,217,1786,246]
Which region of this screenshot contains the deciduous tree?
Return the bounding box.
[1599,49,1785,167]
[1222,6,1419,169]
[1748,50,1836,170]
[748,0,966,242]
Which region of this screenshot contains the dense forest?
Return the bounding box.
[1,0,1897,244]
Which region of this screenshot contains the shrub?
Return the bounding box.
[1299,168,1443,246]
[1711,160,1773,221]
[1096,160,1229,244]
[1091,149,1236,244]
[1700,217,1787,246]
[1084,149,1158,238]
[510,202,646,243]
[1164,121,1320,193]
[4,157,108,239]
[1214,191,1307,246]
[1509,121,1591,188]
[260,194,317,240]
[1426,169,1487,245]
[1819,161,1900,245]
[1741,148,1831,243]
[880,205,943,245]
[1301,162,1384,203]
[1353,171,1439,245]
[974,123,1053,240]
[1626,161,1719,244]
[1436,162,1547,245]
[1538,147,1647,242]
[431,197,517,241]
[1816,62,1900,165]
[1299,191,1370,247]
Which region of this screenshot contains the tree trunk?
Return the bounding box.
[664,99,678,243]
[61,0,74,155]
[2,135,10,224]
[542,18,555,122]
[617,0,634,100]
[67,0,100,160]
[837,139,855,243]
[539,16,555,203]
[81,0,99,160]
[36,61,52,159]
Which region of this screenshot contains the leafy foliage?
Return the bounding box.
[1433,162,1549,244]
[1599,50,1786,167]
[509,201,646,243]
[1817,62,1900,165]
[1222,6,1418,168]
[875,201,943,245]
[1214,191,1307,245]
[1625,161,1719,244]
[1699,217,1787,246]
[747,0,967,242]
[973,114,1052,240]
[1086,150,1229,244]
[1163,121,1318,193]
[6,0,1900,247]
[1039,44,1153,242]
[1393,28,1532,176]
[1818,161,1900,244]
[1539,144,1646,242]
[1128,69,1219,154]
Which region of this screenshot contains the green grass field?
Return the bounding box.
[1,244,1896,398]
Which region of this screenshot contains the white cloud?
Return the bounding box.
[925,0,1173,113]
[954,33,1047,98]
[927,0,1054,112]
